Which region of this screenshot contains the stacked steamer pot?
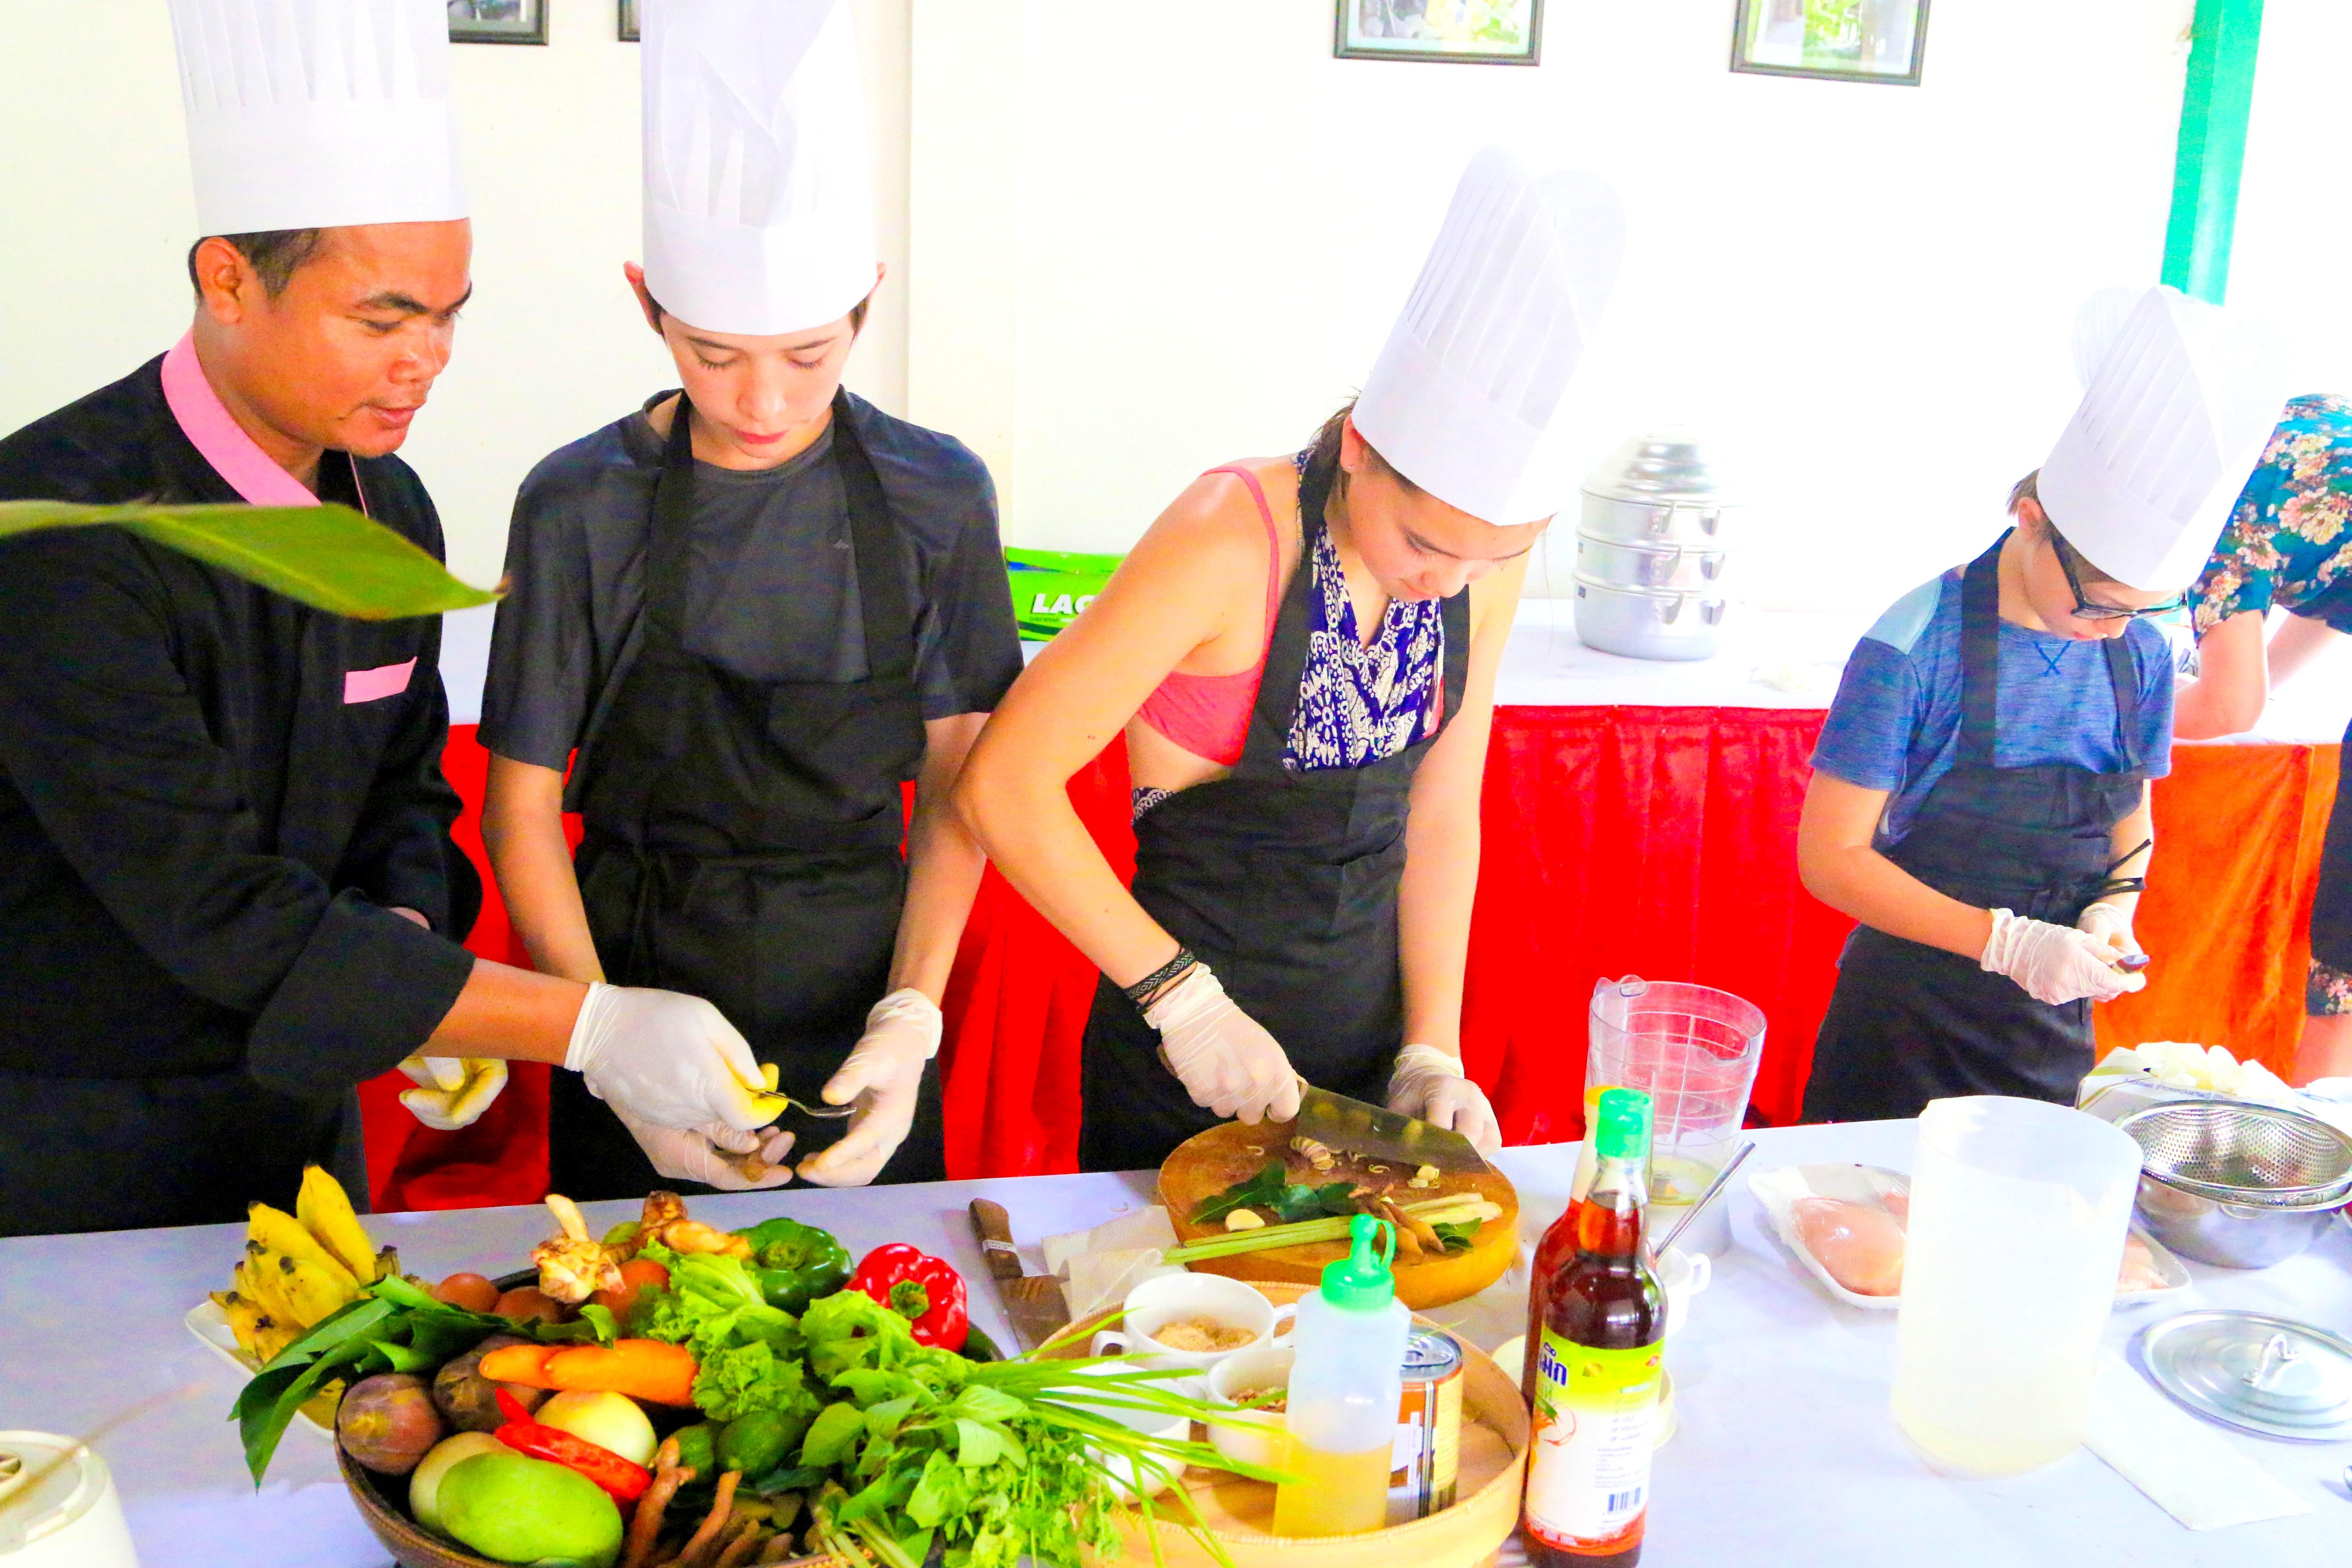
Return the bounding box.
[1574,433,1738,661]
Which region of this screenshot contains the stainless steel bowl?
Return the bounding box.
[2118,1101,2352,1268]
[1572,576,1727,661]
[1578,432,1740,547]
[1579,491,1732,547]
[2130,1176,2342,1268]
[1574,534,1729,592]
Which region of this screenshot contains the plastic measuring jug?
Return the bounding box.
[1585,977,1765,1254]
[1892,1096,2141,1475]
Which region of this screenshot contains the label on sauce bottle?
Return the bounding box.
[1522,1329,1663,1549]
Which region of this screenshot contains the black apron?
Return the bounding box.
[2306,705,2352,974]
[548,393,942,1197]
[1077,460,1472,1171]
[1803,535,2148,1122]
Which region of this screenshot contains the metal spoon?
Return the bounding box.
[736,1064,857,1119]
[1654,1140,1755,1254]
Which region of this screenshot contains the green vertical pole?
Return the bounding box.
[2162,0,2266,304]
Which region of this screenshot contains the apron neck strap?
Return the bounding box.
[644,389,915,680]
[2100,623,2144,771]
[1233,458,1330,773]
[1957,533,2008,765]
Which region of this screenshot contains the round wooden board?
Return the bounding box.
[1157,1119,1519,1309]
[1094,1282,1530,1568]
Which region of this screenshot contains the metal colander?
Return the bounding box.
[2117,1102,2352,1210]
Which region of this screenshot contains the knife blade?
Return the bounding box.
[966,1199,1071,1354]
[1292,1085,1489,1173]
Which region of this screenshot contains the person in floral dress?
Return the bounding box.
[2177,395,2352,1082]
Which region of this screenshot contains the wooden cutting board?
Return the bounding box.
[1157,1119,1519,1310]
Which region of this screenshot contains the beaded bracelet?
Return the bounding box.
[1123,946,1199,1009]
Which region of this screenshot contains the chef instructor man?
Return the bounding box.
[0,0,779,1237]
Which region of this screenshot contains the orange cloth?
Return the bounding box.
[2095,741,2341,1080]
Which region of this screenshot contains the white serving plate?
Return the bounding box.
[182,1302,334,1435]
[1747,1163,2188,1311]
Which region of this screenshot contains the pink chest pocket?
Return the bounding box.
[343,658,417,704]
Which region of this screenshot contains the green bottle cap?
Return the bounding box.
[1319,1213,1397,1312]
[1593,1087,1654,1162]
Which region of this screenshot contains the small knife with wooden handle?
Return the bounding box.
[966,1198,1071,1354]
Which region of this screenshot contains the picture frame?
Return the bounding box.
[619,0,639,43]
[1334,0,1543,67]
[1730,0,1929,87]
[447,0,546,46]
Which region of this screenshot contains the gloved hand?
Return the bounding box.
[395,1055,508,1131]
[1386,1044,1504,1158]
[564,982,777,1132]
[1980,908,2147,1005]
[799,989,941,1188]
[2077,901,2145,965]
[616,1106,795,1191]
[1145,964,1302,1124]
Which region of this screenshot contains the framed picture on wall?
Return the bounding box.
[447,0,546,46]
[1335,0,1543,66]
[619,0,638,43]
[1730,0,1929,86]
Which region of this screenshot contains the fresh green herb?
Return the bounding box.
[1430,1219,1481,1253]
[1267,1181,1359,1223]
[1190,1161,1360,1228]
[1188,1162,1287,1225]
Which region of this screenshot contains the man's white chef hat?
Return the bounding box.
[169,0,467,235]
[640,0,877,336]
[2041,284,2288,590]
[1351,146,1626,528]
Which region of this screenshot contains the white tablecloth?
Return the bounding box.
[2,1120,2345,1567]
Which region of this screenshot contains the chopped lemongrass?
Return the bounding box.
[1400,1195,1504,1221]
[1164,1215,1354,1264]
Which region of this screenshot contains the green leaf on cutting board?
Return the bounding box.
[0,499,500,619]
[1430,1219,1481,1253]
[1188,1161,1288,1225]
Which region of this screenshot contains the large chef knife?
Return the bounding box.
[1292,1085,1490,1174]
[966,1199,1070,1354]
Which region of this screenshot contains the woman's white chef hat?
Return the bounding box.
[1351,146,1626,529]
[2043,284,2289,590]
[640,0,877,336]
[169,0,468,234]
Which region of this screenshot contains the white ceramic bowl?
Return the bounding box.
[1062,1362,1190,1503]
[1202,1344,1293,1471]
[1090,1272,1296,1392]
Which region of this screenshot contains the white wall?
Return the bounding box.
[0,0,913,593]
[905,0,2195,609]
[2230,0,2352,392]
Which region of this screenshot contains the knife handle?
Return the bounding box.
[967,1198,1025,1281]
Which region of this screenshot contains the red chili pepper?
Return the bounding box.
[492,1388,652,1503]
[847,1243,969,1351]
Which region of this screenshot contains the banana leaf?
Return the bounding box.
[0,499,499,619]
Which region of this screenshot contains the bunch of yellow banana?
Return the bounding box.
[211,1166,399,1366]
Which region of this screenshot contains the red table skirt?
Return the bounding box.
[368,708,1853,1208]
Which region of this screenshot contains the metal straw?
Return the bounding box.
[1654,1139,1755,1255]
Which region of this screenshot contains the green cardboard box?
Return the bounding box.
[1005,546,1122,640]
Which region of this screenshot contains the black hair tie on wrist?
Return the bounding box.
[1124,947,1199,1010]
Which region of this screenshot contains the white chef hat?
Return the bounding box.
[2040,285,2289,590]
[1351,146,1625,528]
[169,0,467,235]
[640,0,877,336]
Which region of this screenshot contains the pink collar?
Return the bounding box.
[160,332,321,508]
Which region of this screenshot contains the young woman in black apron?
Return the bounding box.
[957,149,1625,1170]
[476,0,1020,1194]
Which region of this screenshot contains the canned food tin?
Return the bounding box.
[1398,1329,1465,1517]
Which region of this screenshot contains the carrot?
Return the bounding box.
[476,1343,564,1388]
[544,1339,699,1407]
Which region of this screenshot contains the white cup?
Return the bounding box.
[1203,1344,1293,1470]
[1063,1362,1191,1503]
[1654,1245,1712,1338]
[1089,1274,1296,1390]
[0,1433,139,1568]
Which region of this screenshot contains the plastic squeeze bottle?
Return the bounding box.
[1523,1088,1665,1565]
[1271,1213,1411,1537]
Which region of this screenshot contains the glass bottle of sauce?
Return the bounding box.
[1524,1083,1615,1399]
[1523,1088,1664,1565]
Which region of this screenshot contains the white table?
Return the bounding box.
[2,1120,2345,1567]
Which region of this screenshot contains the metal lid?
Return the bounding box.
[0,1433,110,1548]
[2137,1311,2352,1441]
[1580,432,1739,506]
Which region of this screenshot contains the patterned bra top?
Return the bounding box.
[1132,450,1447,817]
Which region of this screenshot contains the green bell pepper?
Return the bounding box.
[733,1216,851,1314]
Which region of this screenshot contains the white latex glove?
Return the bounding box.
[1386,1043,1504,1158]
[798,989,942,1188]
[616,1106,795,1191]
[395,1055,508,1131]
[2076,900,2145,964]
[1144,964,1302,1124]
[564,982,776,1132]
[1980,908,2147,1006]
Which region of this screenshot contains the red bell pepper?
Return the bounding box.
[492,1389,652,1503]
[847,1243,969,1351]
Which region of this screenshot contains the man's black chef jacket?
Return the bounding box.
[0,355,481,1235]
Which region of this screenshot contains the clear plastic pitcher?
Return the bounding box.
[1893,1096,2141,1475]
[1585,977,1765,1255]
